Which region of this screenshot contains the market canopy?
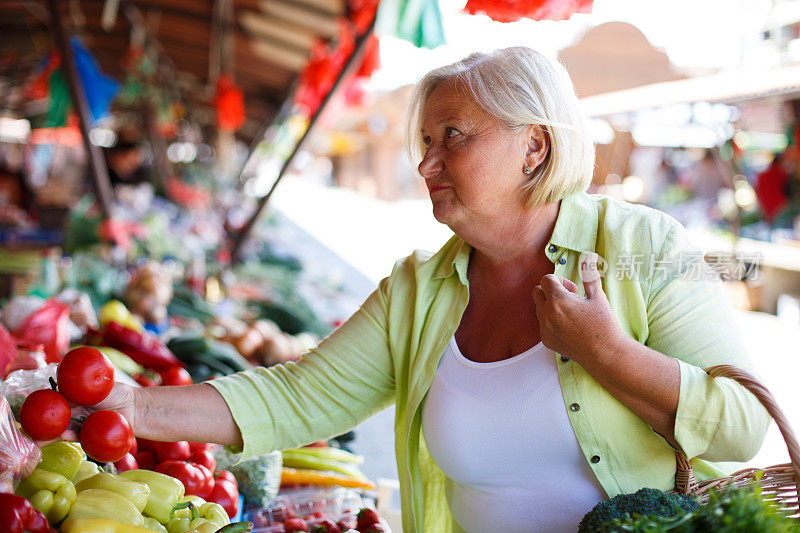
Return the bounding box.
[0,0,354,142]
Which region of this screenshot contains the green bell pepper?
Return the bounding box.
[119,469,184,524]
[15,467,77,524]
[76,472,151,513]
[72,460,102,484]
[39,441,85,480]
[67,488,145,527]
[167,499,229,533]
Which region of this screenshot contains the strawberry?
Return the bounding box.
[356,508,380,531]
[363,525,385,533]
[308,518,342,533]
[337,513,357,531]
[284,517,309,532]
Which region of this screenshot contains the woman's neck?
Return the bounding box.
[463,200,560,277]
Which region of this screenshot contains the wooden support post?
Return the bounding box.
[230,17,377,262]
[45,0,115,218]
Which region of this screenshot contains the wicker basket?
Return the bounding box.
[671,365,800,518]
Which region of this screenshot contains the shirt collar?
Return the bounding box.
[547,190,598,254]
[432,190,598,281]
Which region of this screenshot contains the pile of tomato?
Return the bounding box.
[20,347,134,463]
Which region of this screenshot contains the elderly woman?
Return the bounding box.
[99,47,768,532]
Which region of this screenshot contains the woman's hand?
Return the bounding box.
[532,252,626,362]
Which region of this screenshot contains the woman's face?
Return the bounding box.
[417,80,532,231]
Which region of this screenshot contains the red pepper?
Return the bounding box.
[154,441,191,462]
[102,322,183,370]
[188,442,214,454]
[214,469,237,488]
[156,460,214,498]
[193,462,215,498]
[0,493,53,533]
[206,478,239,519]
[188,449,216,473]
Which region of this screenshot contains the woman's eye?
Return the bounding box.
[422,137,431,147]
[446,127,461,138]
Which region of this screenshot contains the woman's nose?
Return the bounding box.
[418,144,444,179]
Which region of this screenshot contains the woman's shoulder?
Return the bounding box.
[584,192,685,255]
[383,234,467,287]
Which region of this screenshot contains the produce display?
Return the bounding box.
[0,232,388,532]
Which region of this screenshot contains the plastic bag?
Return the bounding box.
[0,323,17,378]
[0,394,40,492]
[3,344,47,380]
[13,300,70,363]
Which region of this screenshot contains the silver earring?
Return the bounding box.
[523,165,533,175]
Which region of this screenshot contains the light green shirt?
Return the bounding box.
[210,191,769,532]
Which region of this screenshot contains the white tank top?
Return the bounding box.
[422,336,606,533]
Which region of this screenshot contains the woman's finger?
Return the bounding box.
[560,277,579,294]
[532,285,546,307]
[539,274,566,299]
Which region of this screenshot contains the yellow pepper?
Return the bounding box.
[166,499,229,533]
[119,469,184,524]
[60,518,155,533]
[38,441,84,480]
[15,468,76,524]
[72,460,102,484]
[143,517,169,532]
[280,467,376,490]
[67,488,145,527]
[76,472,151,513]
[100,300,144,332]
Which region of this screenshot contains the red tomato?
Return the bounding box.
[206,478,239,518]
[135,450,158,470]
[114,453,138,472]
[154,441,191,462]
[128,437,138,455]
[80,410,133,463]
[188,442,214,454]
[156,460,213,498]
[56,347,114,406]
[188,450,216,473]
[159,367,193,386]
[214,470,237,488]
[20,389,71,441]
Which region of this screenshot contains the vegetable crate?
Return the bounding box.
[672,365,800,518]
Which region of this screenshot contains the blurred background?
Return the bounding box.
[1,0,800,524]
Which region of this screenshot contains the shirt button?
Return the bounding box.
[591,455,601,464]
[558,257,566,265]
[560,355,570,363]
[548,244,558,253]
[570,403,580,412]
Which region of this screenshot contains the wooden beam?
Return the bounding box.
[44,0,115,218]
[239,10,316,51]
[256,0,338,39]
[247,38,309,71]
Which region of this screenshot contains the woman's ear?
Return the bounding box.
[524,125,550,174]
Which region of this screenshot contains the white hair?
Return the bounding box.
[405,46,595,208]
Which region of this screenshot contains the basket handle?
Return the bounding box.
[674,364,800,495]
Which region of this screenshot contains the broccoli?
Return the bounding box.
[579,488,699,532]
[593,482,800,532]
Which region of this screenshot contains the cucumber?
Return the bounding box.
[167,335,212,357]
